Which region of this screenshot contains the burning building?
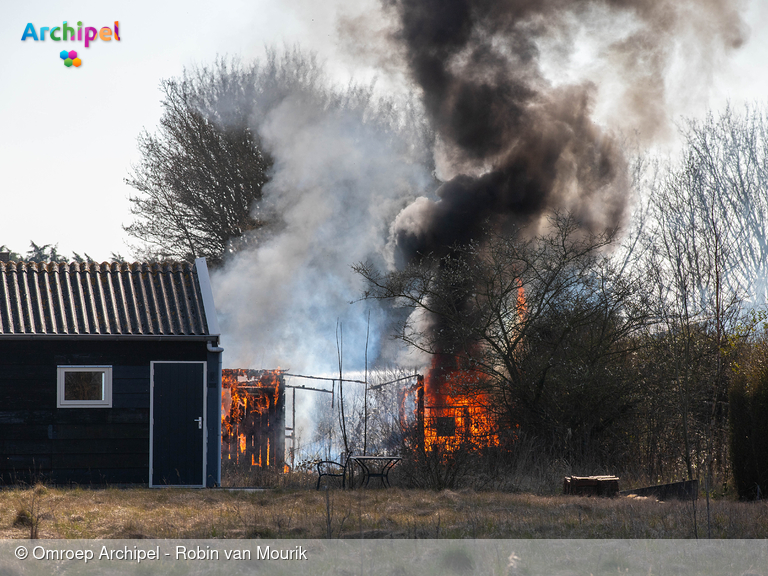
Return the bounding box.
[416,355,499,453]
[412,281,526,453]
[221,369,285,472]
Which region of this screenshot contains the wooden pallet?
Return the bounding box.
[563,475,619,497]
[620,479,698,501]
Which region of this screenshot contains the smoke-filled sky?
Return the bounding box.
[0,0,765,261]
[1,0,767,372]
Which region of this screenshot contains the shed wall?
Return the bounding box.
[0,339,215,485]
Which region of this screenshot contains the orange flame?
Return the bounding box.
[420,354,500,453]
[416,283,524,452]
[221,369,285,470]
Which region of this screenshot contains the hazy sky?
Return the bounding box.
[2,0,767,262]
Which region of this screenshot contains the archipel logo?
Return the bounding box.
[60,50,81,68]
[21,21,120,68]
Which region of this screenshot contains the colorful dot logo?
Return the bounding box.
[59,49,81,68]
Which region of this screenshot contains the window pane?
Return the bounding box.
[64,372,104,401]
[436,416,456,437]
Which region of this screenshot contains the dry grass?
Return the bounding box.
[2,485,768,539]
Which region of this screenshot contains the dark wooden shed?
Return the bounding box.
[0,258,223,487]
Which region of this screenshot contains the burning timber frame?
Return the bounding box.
[411,365,501,453]
[221,369,286,472]
[0,257,223,487]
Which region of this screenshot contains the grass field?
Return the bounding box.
[2,483,767,539]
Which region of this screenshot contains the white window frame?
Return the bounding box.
[57,365,113,408]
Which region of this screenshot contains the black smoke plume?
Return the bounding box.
[384,0,746,265]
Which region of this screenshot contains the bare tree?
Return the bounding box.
[676,105,768,307]
[356,213,651,461]
[125,49,336,264]
[125,58,273,264]
[634,106,768,498]
[125,48,436,266]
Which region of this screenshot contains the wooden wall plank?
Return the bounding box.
[0,339,210,485]
[51,425,149,440]
[52,453,148,469]
[112,394,150,409]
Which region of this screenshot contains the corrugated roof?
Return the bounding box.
[0,261,210,337]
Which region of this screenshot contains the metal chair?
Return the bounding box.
[316,459,348,490]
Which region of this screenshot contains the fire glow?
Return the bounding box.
[415,282,524,452]
[221,369,285,470]
[418,354,499,452]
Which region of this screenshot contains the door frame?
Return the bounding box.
[149,361,207,488]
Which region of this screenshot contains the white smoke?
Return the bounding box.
[212,55,434,373]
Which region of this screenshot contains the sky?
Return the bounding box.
[0,0,382,261]
[1,0,767,262]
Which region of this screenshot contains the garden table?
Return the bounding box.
[348,455,402,488]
